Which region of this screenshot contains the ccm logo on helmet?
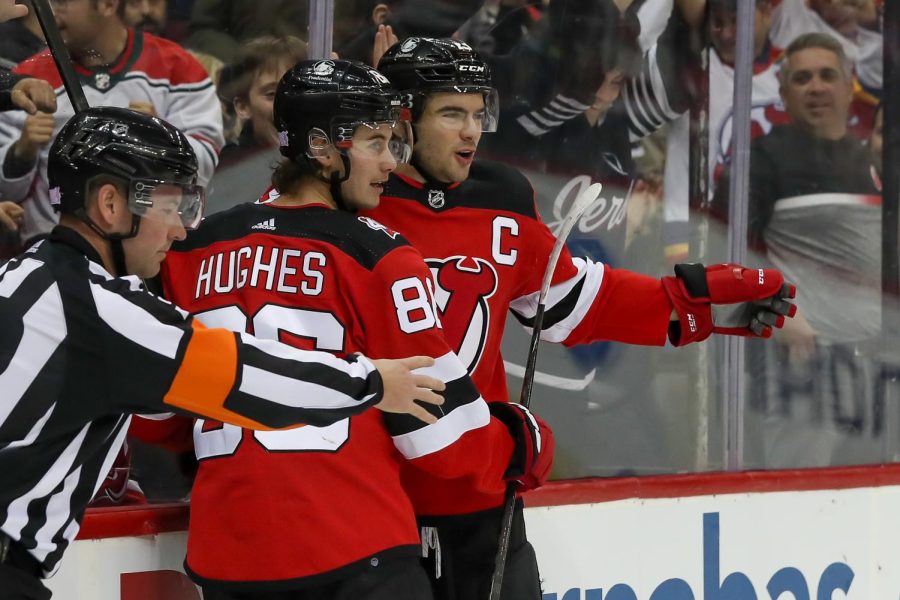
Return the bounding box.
[459,65,485,72]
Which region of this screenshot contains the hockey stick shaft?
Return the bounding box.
[488,182,602,600]
[31,0,89,113]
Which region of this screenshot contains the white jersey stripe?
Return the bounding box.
[0,258,43,298]
[392,400,490,459]
[509,257,606,343]
[774,193,883,211]
[0,285,66,427]
[239,333,375,378]
[516,114,549,137]
[4,403,56,450]
[412,352,468,384]
[540,258,605,343]
[510,257,596,319]
[91,282,185,359]
[238,365,376,410]
[2,424,90,539]
[33,464,84,563]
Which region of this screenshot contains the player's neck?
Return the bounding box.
[394,162,459,186]
[394,163,424,182]
[274,179,337,209]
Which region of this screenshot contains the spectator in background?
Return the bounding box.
[389,0,479,38]
[0,52,54,259]
[716,33,882,467]
[220,36,307,159]
[770,0,882,94]
[0,0,224,245]
[0,196,23,263]
[0,0,26,21]
[453,0,542,58]
[205,35,305,214]
[121,0,167,36]
[0,0,46,67]
[187,0,308,63]
[660,0,877,266]
[335,0,402,64]
[662,0,782,263]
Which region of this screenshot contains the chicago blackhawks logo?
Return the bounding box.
[427,256,498,372]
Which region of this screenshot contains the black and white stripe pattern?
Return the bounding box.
[514,43,680,142]
[516,94,591,137]
[624,46,681,140]
[386,352,490,459]
[509,257,605,343]
[0,230,382,573]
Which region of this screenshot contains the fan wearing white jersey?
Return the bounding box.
[0,0,224,245]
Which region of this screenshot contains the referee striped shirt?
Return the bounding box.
[0,226,383,574]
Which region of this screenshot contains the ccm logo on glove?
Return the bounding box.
[662,263,797,346]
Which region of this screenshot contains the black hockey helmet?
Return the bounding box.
[274,58,412,166]
[48,106,204,232]
[377,37,499,131]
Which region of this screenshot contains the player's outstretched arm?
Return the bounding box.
[372,356,445,425]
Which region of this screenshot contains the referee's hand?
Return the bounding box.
[371,356,445,425]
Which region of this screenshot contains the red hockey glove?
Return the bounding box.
[662,263,797,347]
[489,402,555,492]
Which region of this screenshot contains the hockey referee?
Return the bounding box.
[0,106,445,600]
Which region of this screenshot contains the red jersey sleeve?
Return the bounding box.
[508,200,672,347]
[363,245,514,496]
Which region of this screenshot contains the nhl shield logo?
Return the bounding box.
[112,124,129,137]
[428,189,445,209]
[94,72,111,90]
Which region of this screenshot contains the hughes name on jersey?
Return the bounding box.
[156,200,516,588]
[0,227,380,576]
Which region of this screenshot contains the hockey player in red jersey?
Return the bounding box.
[362,38,800,599]
[155,59,553,600]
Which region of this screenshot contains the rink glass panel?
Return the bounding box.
[43,0,893,499]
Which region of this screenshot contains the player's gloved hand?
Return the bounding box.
[489,402,555,491]
[662,263,797,347]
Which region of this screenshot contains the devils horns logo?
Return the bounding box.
[427,256,498,372]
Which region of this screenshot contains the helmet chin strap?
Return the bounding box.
[321,154,353,212]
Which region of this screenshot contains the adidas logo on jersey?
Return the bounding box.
[251,218,276,231]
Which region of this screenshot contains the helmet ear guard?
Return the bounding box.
[274,59,411,166]
[306,128,332,160]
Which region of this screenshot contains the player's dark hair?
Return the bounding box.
[271,157,319,196]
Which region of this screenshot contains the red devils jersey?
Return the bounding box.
[159,201,515,587]
[362,160,674,515]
